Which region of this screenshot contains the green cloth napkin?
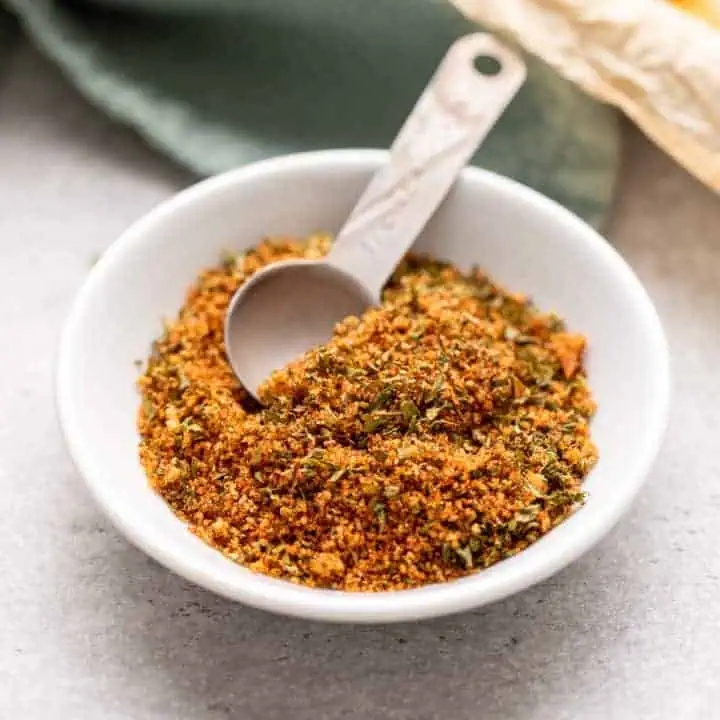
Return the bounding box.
[1,0,618,228]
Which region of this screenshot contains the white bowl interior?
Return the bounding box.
[57,150,669,622]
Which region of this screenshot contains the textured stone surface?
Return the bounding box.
[1,42,719,720]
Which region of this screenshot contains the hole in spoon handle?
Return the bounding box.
[327,33,526,300]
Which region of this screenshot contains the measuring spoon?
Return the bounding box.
[225,33,526,400]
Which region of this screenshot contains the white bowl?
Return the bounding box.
[57,150,669,623]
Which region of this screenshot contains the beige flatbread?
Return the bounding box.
[450,0,720,192]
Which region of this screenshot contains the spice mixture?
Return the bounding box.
[138,235,597,591]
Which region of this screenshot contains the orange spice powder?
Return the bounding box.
[138,235,597,591]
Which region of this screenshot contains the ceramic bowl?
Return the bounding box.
[57,150,669,623]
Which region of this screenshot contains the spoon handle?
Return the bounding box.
[326,33,526,300]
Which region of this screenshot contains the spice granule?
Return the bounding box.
[138,235,597,591]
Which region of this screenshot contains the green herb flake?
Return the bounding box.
[363,415,386,434]
[455,545,473,570]
[371,499,387,529]
[220,249,239,271]
[368,386,394,412]
[142,397,155,421]
[329,468,347,483]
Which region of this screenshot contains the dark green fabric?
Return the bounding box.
[2,0,619,227]
[0,8,19,60]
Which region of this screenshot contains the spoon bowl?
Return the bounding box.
[225,260,374,395]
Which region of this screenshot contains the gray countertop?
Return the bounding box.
[2,42,719,720]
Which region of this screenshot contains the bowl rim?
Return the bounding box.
[56,149,670,623]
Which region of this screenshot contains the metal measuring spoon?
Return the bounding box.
[225,34,526,401]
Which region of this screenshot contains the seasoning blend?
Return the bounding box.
[138,235,597,591]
